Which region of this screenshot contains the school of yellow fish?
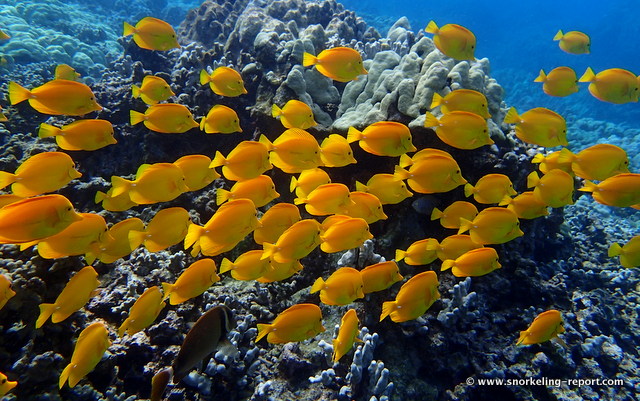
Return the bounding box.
[0,16,639,397]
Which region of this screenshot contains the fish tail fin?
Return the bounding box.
[271,104,283,118]
[261,242,276,260]
[430,92,443,109]
[526,171,540,188]
[199,69,211,85]
[95,191,107,204]
[355,180,368,192]
[302,52,317,67]
[293,196,307,205]
[399,154,413,168]
[123,21,136,36]
[534,69,546,82]
[258,134,274,150]
[423,112,440,128]
[117,319,129,338]
[38,123,62,138]
[553,30,563,41]
[131,84,141,99]
[498,196,513,206]
[516,330,529,345]
[110,176,132,198]
[531,153,545,164]
[161,282,174,301]
[346,126,362,143]
[128,230,146,250]
[579,180,597,193]
[216,188,231,205]
[380,301,396,321]
[36,303,56,328]
[425,20,439,34]
[219,258,233,274]
[0,171,17,190]
[255,323,272,342]
[556,148,576,164]
[289,176,298,193]
[441,259,454,271]
[184,223,204,251]
[130,110,146,126]
[8,81,32,105]
[463,183,474,198]
[393,165,410,181]
[395,249,406,262]
[310,277,325,294]
[425,238,439,251]
[608,243,623,257]
[579,67,596,83]
[430,207,443,221]
[59,363,73,389]
[458,218,472,234]
[210,151,225,168]
[503,107,521,124]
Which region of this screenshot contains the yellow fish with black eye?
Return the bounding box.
[118,286,166,337]
[430,89,490,117]
[257,259,303,283]
[254,203,301,245]
[110,163,189,205]
[393,155,466,194]
[162,259,220,305]
[395,239,438,266]
[216,175,280,207]
[31,213,107,260]
[0,274,16,311]
[517,309,566,346]
[290,168,331,198]
[294,183,354,216]
[9,80,102,116]
[132,75,174,105]
[93,217,144,263]
[425,20,476,60]
[54,64,81,81]
[579,173,640,208]
[553,30,589,54]
[320,134,357,167]
[431,201,478,229]
[557,144,629,181]
[131,103,199,133]
[579,67,639,104]
[272,100,317,129]
[210,141,272,182]
[360,261,404,294]
[128,207,191,252]
[356,174,413,205]
[531,150,574,175]
[380,271,440,323]
[534,67,578,97]
[464,174,516,205]
[441,247,501,277]
[425,111,493,150]
[332,309,362,363]
[39,119,117,151]
[527,169,574,208]
[608,235,640,268]
[343,191,387,224]
[311,267,364,305]
[347,121,416,157]
[173,154,220,192]
[59,321,111,388]
[0,151,82,197]
[0,370,17,396]
[458,207,523,245]
[123,17,179,51]
[200,104,242,134]
[504,106,568,147]
[256,303,325,343]
[500,191,549,220]
[303,47,367,82]
[319,215,372,253]
[95,187,138,212]
[261,219,321,263]
[260,129,323,174]
[427,234,483,262]
[220,250,271,281]
[200,66,247,97]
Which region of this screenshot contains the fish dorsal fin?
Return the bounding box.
[273,128,313,145]
[136,164,153,178]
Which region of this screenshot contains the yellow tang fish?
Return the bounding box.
[200,66,247,97]
[503,107,568,147]
[132,75,174,105]
[257,259,303,283]
[579,173,640,208]
[608,235,640,268]
[553,30,590,54]
[118,286,166,337]
[424,111,492,150]
[579,67,639,104]
[355,173,413,205]
[294,183,354,216]
[441,247,501,277]
[531,150,574,175]
[517,309,566,346]
[427,234,483,262]
[111,163,189,205]
[173,154,220,192]
[399,148,454,168]
[303,47,368,82]
[200,104,242,134]
[527,170,574,208]
[430,89,490,117]
[59,322,111,388]
[210,141,272,182]
[216,174,280,207]
[534,67,578,97]
[290,168,331,198]
[320,216,372,253]
[123,17,179,51]
[272,100,317,129]
[380,271,440,323]
[425,20,476,60]
[9,80,102,116]
[393,155,467,194]
[347,121,416,157]
[0,151,82,197]
[500,191,549,220]
[395,238,438,266]
[344,191,387,224]
[254,203,301,245]
[261,219,322,263]
[557,144,629,181]
[92,218,144,264]
[220,250,271,281]
[128,207,191,252]
[360,260,404,294]
[320,134,357,167]
[260,129,323,174]
[131,103,199,133]
[162,259,220,305]
[458,207,523,245]
[54,64,81,81]
[431,201,478,229]
[39,119,117,151]
[36,266,100,328]
[310,266,365,305]
[0,274,16,311]
[0,194,82,244]
[333,309,362,363]
[33,213,107,260]
[464,173,516,204]
[0,371,16,397]
[95,187,138,212]
[256,303,325,343]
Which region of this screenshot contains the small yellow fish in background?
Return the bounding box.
[303,47,368,82]
[39,119,117,151]
[162,259,219,305]
[257,259,304,283]
[553,30,590,54]
[0,105,7,122]
[360,261,404,294]
[441,247,502,277]
[261,219,322,263]
[320,216,372,253]
[54,64,81,81]
[173,154,220,192]
[503,107,568,147]
[608,235,640,268]
[295,183,354,216]
[210,141,272,182]
[0,151,82,197]
[111,163,189,205]
[216,174,280,207]
[344,191,387,224]
[200,66,247,97]
[0,194,82,244]
[424,111,492,150]
[579,173,640,208]
[333,309,362,363]
[459,207,523,245]
[59,321,111,388]
[393,155,467,194]
[347,121,417,157]
[220,250,271,281]
[200,104,242,134]
[395,238,438,266]
[0,194,24,208]
[527,170,574,208]
[531,150,574,175]
[131,103,199,133]
[0,371,17,396]
[356,174,413,205]
[464,173,517,205]
[0,274,16,310]
[431,201,478,229]
[272,100,317,129]
[380,270,440,323]
[36,266,99,328]
[132,75,174,105]
[500,191,549,220]
[319,134,357,167]
[95,187,138,212]
[558,144,629,181]
[123,17,179,51]
[311,267,365,305]
[9,80,102,116]
[425,20,476,60]
[128,207,191,252]
[534,67,578,97]
[33,213,107,260]
[260,129,323,174]
[430,89,490,118]
[118,286,166,337]
[290,168,331,198]
[0,29,9,40]
[517,309,566,346]
[92,218,144,264]
[578,67,639,104]
[254,203,301,245]
[427,234,483,262]
[256,303,325,343]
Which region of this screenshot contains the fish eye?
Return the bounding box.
[471,45,475,49]
[234,119,238,123]
[563,130,567,133]
[482,104,486,107]
[456,170,460,174]
[66,206,72,211]
[483,129,487,133]
[516,221,520,226]
[1,378,5,384]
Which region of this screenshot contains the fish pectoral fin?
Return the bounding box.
[217,338,239,360]
[552,335,568,349]
[199,355,211,373]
